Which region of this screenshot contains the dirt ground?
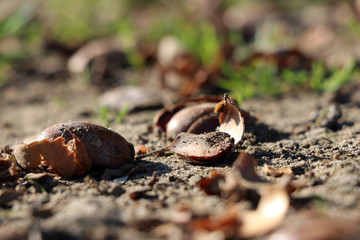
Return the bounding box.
[1,72,360,239]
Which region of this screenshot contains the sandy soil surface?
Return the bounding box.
[1,75,360,239]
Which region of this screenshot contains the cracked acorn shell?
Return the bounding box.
[14,134,91,178]
[36,122,135,168]
[167,94,245,164]
[166,102,218,140]
[153,95,224,138]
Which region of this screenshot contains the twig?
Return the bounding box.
[135,148,169,160]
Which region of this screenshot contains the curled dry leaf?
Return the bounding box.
[198,171,225,195]
[231,153,291,237]
[191,206,239,233]
[195,152,291,238]
[200,152,266,201]
[238,177,290,238]
[192,181,290,239]
[0,153,19,182]
[36,122,135,168]
[269,211,360,240]
[263,163,293,177]
[233,152,267,184]
[167,94,245,164]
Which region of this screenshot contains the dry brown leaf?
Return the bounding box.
[0,153,19,182]
[238,177,291,238]
[192,206,239,234]
[129,186,152,200]
[269,211,360,240]
[198,171,225,195]
[195,152,291,238]
[166,94,245,164]
[263,163,293,177]
[231,153,291,238]
[232,151,266,184]
[218,152,267,201]
[193,177,291,239]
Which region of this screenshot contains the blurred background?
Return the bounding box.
[1,0,360,105]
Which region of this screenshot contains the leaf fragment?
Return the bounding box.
[198,171,225,195]
[269,211,360,240]
[263,163,293,177]
[0,153,19,182]
[195,152,292,238]
[238,179,290,238]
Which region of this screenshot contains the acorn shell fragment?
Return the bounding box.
[36,122,135,168]
[0,153,19,182]
[167,94,245,163]
[214,94,245,146]
[14,135,91,179]
[167,132,234,164]
[166,102,218,140]
[153,95,223,133]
